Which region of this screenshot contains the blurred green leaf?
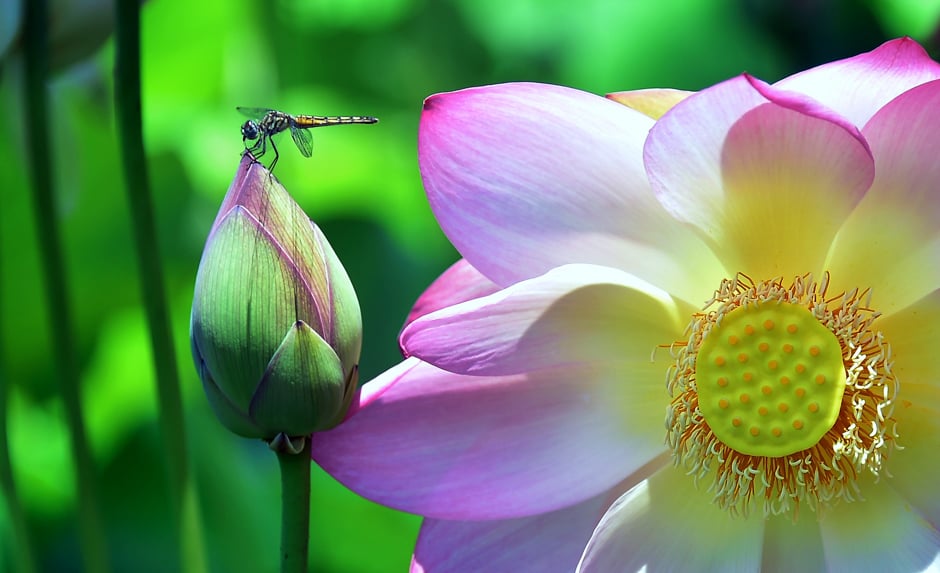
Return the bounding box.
[866,0,940,39]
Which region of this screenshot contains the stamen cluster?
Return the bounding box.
[665,274,898,518]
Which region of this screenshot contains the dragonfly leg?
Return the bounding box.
[244,134,267,164]
[267,137,280,173]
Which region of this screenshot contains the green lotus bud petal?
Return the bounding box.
[195,347,261,438]
[312,223,362,377]
[191,156,362,440]
[249,320,345,436]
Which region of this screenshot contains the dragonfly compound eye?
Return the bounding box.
[241,120,260,141]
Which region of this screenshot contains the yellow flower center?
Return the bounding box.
[665,274,898,518]
[695,303,846,457]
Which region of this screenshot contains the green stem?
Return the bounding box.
[112,1,208,571]
[276,437,311,573]
[0,396,36,573]
[21,1,110,572]
[0,294,37,573]
[0,73,37,569]
[0,383,37,573]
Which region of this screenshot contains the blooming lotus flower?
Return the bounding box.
[312,38,940,571]
[191,155,361,446]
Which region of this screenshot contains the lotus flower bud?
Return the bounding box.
[190,155,361,444]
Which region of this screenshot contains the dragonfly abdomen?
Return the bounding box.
[293,115,379,127]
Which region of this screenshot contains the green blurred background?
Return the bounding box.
[0,0,937,571]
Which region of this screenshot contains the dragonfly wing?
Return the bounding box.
[236,106,273,120]
[290,126,313,157]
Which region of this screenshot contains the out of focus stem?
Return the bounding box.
[276,437,312,573]
[0,246,37,573]
[21,0,110,571]
[113,1,208,571]
[0,364,37,573]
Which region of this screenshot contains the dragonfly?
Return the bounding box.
[237,107,378,171]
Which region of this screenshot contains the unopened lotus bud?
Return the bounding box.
[190,155,361,442]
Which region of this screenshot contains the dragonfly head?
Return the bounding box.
[241,120,260,142]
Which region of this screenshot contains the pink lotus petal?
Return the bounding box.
[644,75,764,226]
[578,466,764,572]
[403,259,500,330]
[819,475,940,572]
[410,489,613,573]
[402,263,689,376]
[775,38,940,128]
[646,74,874,279]
[745,74,869,154]
[825,80,940,314]
[312,357,668,520]
[419,82,725,305]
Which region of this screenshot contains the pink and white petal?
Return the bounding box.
[819,476,940,572]
[419,82,725,304]
[312,357,668,521]
[578,466,765,573]
[760,516,826,572]
[775,38,940,129]
[606,88,693,119]
[746,74,868,146]
[825,80,940,314]
[403,259,500,331]
[410,489,613,573]
[717,95,874,278]
[402,264,689,377]
[647,75,874,279]
[645,75,766,228]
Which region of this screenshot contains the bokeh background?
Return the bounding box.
[0,0,938,571]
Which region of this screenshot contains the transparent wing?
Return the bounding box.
[236,106,273,120]
[290,125,313,158]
